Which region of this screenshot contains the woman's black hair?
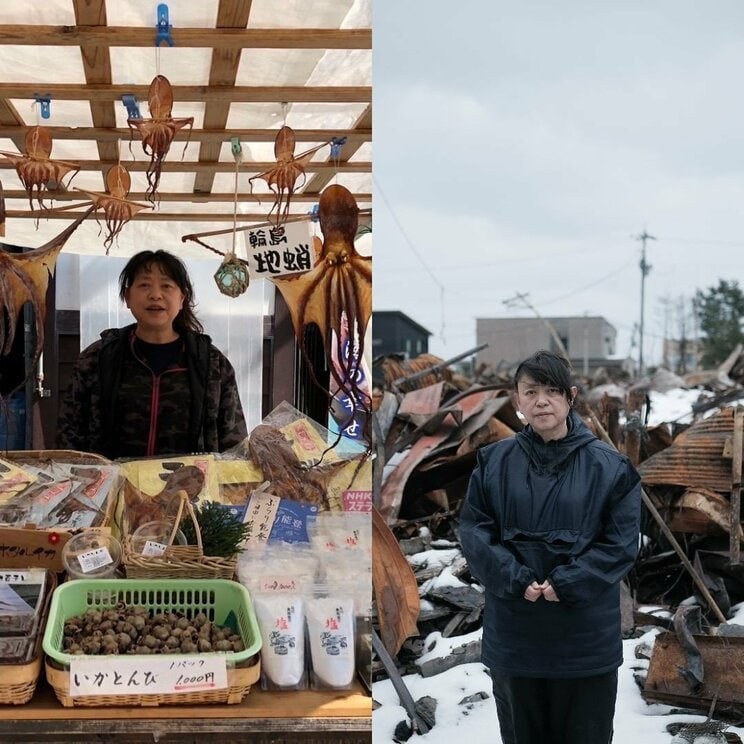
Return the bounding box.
[513,349,574,401]
[118,250,203,334]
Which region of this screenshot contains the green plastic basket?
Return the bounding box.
[42,578,261,668]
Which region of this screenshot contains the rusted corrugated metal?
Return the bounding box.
[643,631,744,716]
[638,407,737,492]
[381,354,457,391]
[380,389,498,522]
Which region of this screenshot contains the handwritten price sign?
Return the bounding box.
[70,654,228,697]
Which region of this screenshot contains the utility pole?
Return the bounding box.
[634,230,656,378]
[677,295,688,375]
[503,292,570,360]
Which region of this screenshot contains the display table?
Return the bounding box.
[0,677,372,743]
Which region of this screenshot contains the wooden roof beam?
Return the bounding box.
[73,0,118,177]
[0,84,369,104]
[0,190,371,203]
[0,160,370,174]
[0,126,371,144]
[4,210,352,223]
[0,27,371,49]
[304,105,372,195]
[0,99,25,151]
[194,0,253,195]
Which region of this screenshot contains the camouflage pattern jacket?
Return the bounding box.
[57,325,247,459]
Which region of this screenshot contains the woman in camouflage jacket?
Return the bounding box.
[57,250,247,459]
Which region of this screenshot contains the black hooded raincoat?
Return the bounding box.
[460,410,641,678]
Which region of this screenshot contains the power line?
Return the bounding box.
[659,236,744,247]
[375,243,609,272]
[537,259,636,307]
[373,176,446,342]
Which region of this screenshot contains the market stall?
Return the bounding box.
[0,2,372,741]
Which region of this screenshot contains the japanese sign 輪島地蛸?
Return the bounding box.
[242,221,316,277]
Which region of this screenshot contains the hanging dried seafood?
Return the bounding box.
[127,75,193,204]
[0,204,94,377]
[269,184,372,439]
[249,125,331,227]
[75,164,151,254]
[0,126,79,211]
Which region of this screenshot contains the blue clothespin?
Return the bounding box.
[156,4,174,47]
[330,136,347,159]
[33,94,51,120]
[122,95,141,120]
[308,204,320,222]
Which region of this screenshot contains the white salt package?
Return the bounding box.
[305,595,356,690]
[236,542,318,596]
[309,512,372,601]
[253,593,306,690]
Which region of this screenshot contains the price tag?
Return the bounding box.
[70,654,228,697]
[77,547,113,574]
[0,569,46,583]
[142,540,167,557]
[259,576,302,593]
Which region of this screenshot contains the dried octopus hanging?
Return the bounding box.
[269,184,372,439]
[127,75,193,204]
[0,202,94,390]
[0,126,79,212]
[75,164,151,254]
[249,126,331,227]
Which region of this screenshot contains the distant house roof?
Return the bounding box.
[374,310,432,337]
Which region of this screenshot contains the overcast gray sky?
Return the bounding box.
[373,1,744,367]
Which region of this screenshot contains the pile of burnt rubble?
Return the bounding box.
[371,346,744,732]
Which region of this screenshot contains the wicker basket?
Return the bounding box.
[3,449,111,466]
[45,656,260,707]
[42,578,262,707]
[0,569,56,705]
[123,490,238,580]
[0,450,115,572]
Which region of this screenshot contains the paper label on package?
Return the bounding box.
[77,547,113,573]
[243,491,280,544]
[70,655,228,697]
[0,569,46,584]
[342,490,373,512]
[259,576,303,593]
[281,419,341,463]
[142,540,167,557]
[268,499,317,544]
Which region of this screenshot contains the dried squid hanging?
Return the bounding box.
[249,126,331,227]
[0,126,79,211]
[75,164,151,254]
[127,75,193,204]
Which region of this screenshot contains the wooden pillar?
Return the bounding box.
[625,389,647,468]
[730,407,744,564]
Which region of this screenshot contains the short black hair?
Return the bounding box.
[119,250,203,334]
[514,350,574,401]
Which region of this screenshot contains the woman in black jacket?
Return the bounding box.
[460,350,641,744]
[57,250,247,459]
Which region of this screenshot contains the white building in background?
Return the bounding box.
[476,316,631,378]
